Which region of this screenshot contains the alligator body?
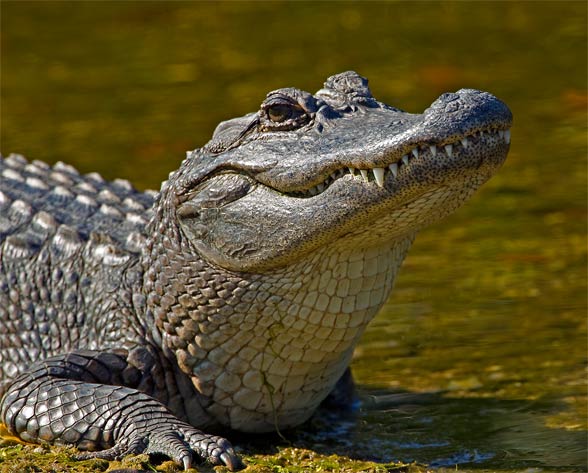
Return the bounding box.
[0,72,511,470]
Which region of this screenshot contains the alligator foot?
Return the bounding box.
[75,424,245,471]
[1,351,245,471]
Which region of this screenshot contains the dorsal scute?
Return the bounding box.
[0,154,156,256]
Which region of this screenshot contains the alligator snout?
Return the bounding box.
[425,88,513,136]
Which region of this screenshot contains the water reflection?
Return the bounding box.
[297,391,587,469]
[239,390,586,470]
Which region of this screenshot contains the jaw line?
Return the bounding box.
[256,127,510,197]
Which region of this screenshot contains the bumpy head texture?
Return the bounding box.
[144,71,512,432]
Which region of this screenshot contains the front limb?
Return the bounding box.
[0,350,243,470]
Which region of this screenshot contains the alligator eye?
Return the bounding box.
[260,94,311,131]
[267,104,292,123]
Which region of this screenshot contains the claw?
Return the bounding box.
[220,451,246,471]
[182,455,191,470]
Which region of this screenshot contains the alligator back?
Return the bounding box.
[0,154,154,386]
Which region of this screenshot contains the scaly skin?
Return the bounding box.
[0,71,512,470]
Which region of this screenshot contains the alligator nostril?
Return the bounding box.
[445,101,460,113]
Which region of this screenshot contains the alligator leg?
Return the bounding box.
[0,349,244,471]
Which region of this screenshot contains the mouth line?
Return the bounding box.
[288,126,511,198]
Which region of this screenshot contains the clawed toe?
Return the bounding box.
[181,454,192,470]
[220,450,246,471]
[74,436,147,463]
[74,424,245,471]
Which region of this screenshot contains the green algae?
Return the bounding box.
[0,440,411,473]
[241,448,411,473]
[0,443,109,473]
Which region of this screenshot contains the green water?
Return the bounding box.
[1,1,586,472]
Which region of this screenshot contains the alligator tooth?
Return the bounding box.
[444,144,453,157]
[389,162,398,177]
[411,148,419,159]
[498,130,504,139]
[331,172,338,180]
[348,167,356,176]
[504,129,511,144]
[373,168,385,187]
[460,137,469,148]
[360,169,369,182]
[402,155,409,166]
[430,145,437,157]
[317,183,325,192]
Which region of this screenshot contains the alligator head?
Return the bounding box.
[164,71,511,272]
[146,71,512,431]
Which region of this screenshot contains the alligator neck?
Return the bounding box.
[145,228,414,431]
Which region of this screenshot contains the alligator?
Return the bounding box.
[0,71,512,470]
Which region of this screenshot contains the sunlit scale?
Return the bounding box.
[300,127,511,197]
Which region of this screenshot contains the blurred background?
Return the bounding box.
[1,2,586,471]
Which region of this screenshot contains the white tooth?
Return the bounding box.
[388,163,398,177]
[429,145,437,157]
[317,183,325,192]
[331,173,337,180]
[460,137,469,148]
[411,148,419,159]
[360,169,369,182]
[498,130,504,139]
[504,129,511,144]
[373,168,385,187]
[444,144,453,157]
[348,167,356,176]
[402,155,409,166]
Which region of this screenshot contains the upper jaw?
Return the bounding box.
[249,95,512,195]
[177,85,512,198]
[287,126,511,197]
[180,126,510,202]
